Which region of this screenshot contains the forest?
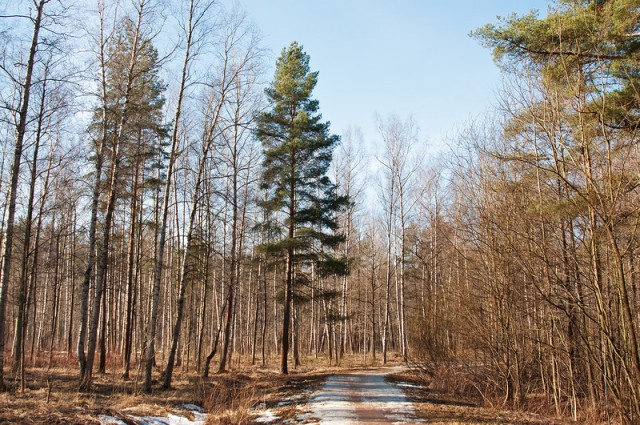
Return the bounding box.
[1,0,640,424]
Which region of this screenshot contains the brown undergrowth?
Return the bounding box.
[0,353,364,424]
[0,362,201,424]
[388,367,575,425]
[398,361,623,424]
[204,369,330,424]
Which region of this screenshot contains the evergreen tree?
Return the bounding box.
[78,9,166,390]
[474,0,640,129]
[257,42,347,374]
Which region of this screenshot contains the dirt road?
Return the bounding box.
[302,367,422,424]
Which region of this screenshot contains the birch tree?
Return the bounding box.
[0,0,49,392]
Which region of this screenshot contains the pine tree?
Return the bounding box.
[78,7,166,390]
[256,42,348,375]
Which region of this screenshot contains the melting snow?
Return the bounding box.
[252,367,424,424]
[98,404,206,425]
[304,375,359,424]
[177,404,205,413]
[396,382,420,389]
[129,417,171,425]
[98,415,128,425]
[300,368,423,424]
[254,408,279,423]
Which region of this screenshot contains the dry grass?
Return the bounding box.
[399,361,625,424]
[203,367,339,424]
[0,353,341,424]
[0,363,204,424]
[387,370,574,425]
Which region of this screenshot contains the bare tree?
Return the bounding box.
[333,126,366,359]
[0,0,49,392]
[376,114,420,363]
[159,7,262,388]
[215,16,262,373]
[142,0,216,393]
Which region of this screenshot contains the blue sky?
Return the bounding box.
[236,0,550,153]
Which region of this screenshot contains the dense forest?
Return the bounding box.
[1,0,640,423]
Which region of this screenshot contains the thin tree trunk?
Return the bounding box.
[143,0,202,391]
[12,65,49,381]
[122,133,142,379]
[163,148,211,388]
[281,146,296,375]
[218,174,237,373]
[0,0,46,391]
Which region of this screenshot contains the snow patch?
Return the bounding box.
[396,382,420,389]
[302,375,359,424]
[128,417,171,425]
[167,413,206,425]
[127,413,206,425]
[252,390,311,422]
[98,415,128,425]
[176,404,205,413]
[298,368,424,424]
[254,408,279,423]
[275,391,308,407]
[98,405,206,425]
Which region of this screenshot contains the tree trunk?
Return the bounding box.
[0,0,46,392]
[12,66,49,381]
[143,0,200,391]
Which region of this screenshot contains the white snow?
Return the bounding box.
[254,408,279,423]
[276,391,307,407]
[98,415,128,425]
[177,404,205,413]
[167,413,206,425]
[300,367,423,424]
[303,374,360,424]
[98,404,206,425]
[129,416,171,425]
[127,412,206,425]
[252,390,311,422]
[396,382,420,389]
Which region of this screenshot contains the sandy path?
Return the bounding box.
[302,367,422,424]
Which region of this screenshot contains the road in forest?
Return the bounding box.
[301,367,423,424]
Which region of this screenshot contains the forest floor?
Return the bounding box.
[0,355,335,424]
[0,356,571,424]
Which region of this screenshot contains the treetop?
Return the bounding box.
[267,41,319,109]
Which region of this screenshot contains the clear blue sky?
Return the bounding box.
[235,0,550,152]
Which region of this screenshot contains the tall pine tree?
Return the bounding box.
[78,11,166,390]
[257,42,347,374]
